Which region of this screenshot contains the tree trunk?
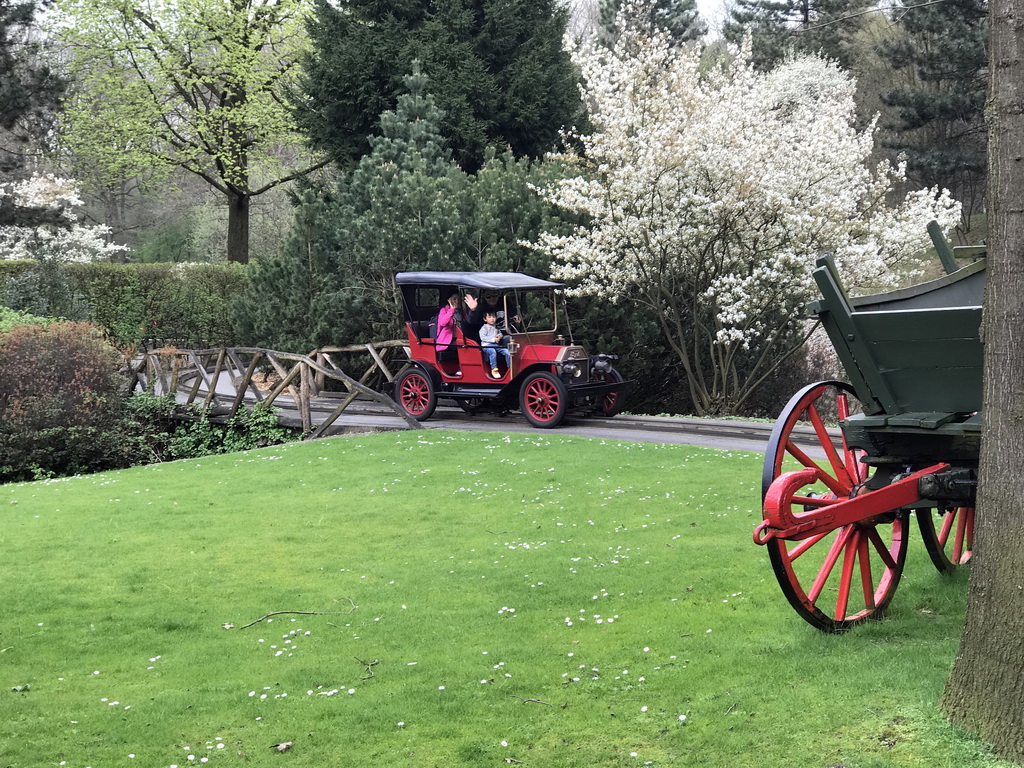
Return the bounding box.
[227,190,250,264]
[939,2,1024,761]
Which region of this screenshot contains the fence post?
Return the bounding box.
[299,361,313,433]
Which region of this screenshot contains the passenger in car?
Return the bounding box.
[435,289,465,356]
[465,288,520,339]
[479,311,512,378]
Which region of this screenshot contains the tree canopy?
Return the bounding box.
[723,0,875,70]
[0,0,63,177]
[877,0,988,231]
[295,0,585,173]
[51,0,324,263]
[597,0,706,46]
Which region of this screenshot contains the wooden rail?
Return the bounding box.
[126,341,421,437]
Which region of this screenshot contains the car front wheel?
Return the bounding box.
[395,367,437,421]
[519,371,568,428]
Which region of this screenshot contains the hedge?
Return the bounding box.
[1,261,249,349]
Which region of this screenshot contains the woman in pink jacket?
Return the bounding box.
[435,289,463,354]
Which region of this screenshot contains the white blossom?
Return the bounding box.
[530,2,960,413]
[0,174,129,262]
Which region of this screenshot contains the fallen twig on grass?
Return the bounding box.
[356,657,380,680]
[238,598,357,629]
[509,695,551,706]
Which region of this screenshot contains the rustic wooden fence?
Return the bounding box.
[126,340,420,438]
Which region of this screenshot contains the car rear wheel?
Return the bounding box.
[592,366,624,417]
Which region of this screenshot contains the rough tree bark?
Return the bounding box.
[940,1,1024,762]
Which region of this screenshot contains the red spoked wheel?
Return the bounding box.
[592,367,624,417]
[520,371,568,428]
[917,506,974,572]
[395,367,437,421]
[761,381,908,632]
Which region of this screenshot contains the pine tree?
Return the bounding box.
[597,0,707,47]
[0,0,62,177]
[877,0,987,232]
[723,0,874,70]
[296,0,584,173]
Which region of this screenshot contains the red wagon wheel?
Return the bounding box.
[761,381,909,632]
[917,506,974,572]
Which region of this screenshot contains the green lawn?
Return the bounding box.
[0,431,1007,767]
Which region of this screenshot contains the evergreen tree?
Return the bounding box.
[296,0,584,173]
[723,0,874,70]
[597,0,706,47]
[0,0,62,178]
[236,65,473,350]
[877,0,987,232]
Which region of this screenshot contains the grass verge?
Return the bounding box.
[0,430,1008,767]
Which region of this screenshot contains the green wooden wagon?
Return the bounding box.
[753,246,985,632]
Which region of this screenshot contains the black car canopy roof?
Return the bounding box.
[396,271,563,290]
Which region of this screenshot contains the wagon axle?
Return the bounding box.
[754,462,962,545]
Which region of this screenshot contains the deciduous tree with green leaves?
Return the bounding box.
[51,0,325,263]
[296,0,584,173]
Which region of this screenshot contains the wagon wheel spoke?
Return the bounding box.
[787,530,833,561]
[834,530,861,621]
[807,402,854,489]
[807,526,852,604]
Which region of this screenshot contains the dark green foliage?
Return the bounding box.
[723,0,874,70]
[239,68,472,349]
[121,395,298,464]
[296,0,584,172]
[598,0,706,47]
[878,0,987,227]
[0,0,64,178]
[0,321,126,481]
[2,258,87,321]
[468,148,571,274]
[565,294,686,414]
[135,217,202,263]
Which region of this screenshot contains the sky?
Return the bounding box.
[696,0,729,28]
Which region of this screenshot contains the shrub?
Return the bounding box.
[0,321,128,481]
[120,394,299,464]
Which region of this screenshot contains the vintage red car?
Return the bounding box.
[392,271,627,427]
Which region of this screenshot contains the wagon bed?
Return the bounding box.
[811,255,984,465]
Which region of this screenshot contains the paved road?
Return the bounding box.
[191,370,832,456]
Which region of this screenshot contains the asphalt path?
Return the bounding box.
[188,370,832,457]
[272,397,835,459]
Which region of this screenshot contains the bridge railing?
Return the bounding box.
[126,341,420,437]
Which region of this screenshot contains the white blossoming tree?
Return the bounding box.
[0,174,128,262]
[533,4,960,415]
